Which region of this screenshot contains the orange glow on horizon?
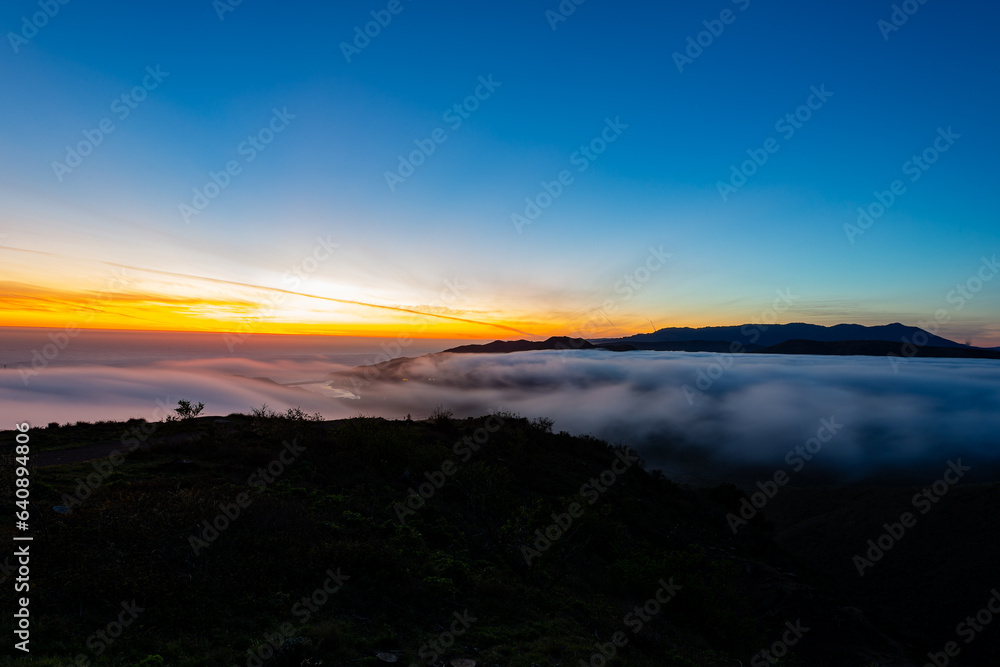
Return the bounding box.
[0,282,781,341]
[0,287,549,340]
[0,312,548,340]
[12,260,968,343]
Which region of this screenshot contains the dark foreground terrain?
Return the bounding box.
[2,410,997,665]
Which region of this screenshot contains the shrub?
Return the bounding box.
[174,399,205,420]
[430,405,454,425]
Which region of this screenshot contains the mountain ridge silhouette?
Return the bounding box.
[599,322,967,349]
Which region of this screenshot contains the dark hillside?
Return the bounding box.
[1,412,935,665]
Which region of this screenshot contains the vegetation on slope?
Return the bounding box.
[2,408,920,666]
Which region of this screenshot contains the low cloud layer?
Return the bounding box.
[2,357,349,426]
[5,349,999,483]
[342,351,1000,482]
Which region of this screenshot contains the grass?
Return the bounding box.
[0,410,907,666]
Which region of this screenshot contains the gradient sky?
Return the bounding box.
[2,0,998,343]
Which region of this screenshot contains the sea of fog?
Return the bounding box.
[3,328,999,483]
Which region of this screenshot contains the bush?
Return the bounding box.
[530,416,554,433]
[430,405,454,425]
[174,399,205,420]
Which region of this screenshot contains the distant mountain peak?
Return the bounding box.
[601,322,965,349]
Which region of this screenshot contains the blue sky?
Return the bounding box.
[2,0,998,343]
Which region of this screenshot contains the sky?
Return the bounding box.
[2,0,998,344]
